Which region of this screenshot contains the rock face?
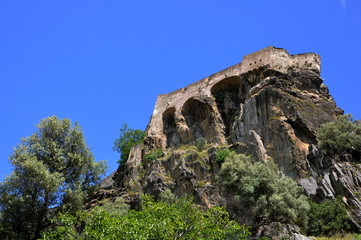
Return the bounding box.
[101,46,361,234]
[145,46,340,180]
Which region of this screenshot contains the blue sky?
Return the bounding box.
[1,1,360,181]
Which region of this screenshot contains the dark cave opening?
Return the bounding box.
[163,107,180,147]
[181,98,215,143]
[211,76,241,138]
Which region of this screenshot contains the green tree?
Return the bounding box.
[113,124,144,164]
[317,114,361,155]
[219,153,309,226]
[41,195,250,240]
[307,197,351,236]
[0,116,106,240]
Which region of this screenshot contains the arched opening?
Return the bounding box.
[181,97,216,143]
[163,107,180,147]
[211,76,241,138]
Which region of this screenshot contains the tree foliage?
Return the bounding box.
[98,197,129,217]
[41,195,250,240]
[317,114,361,155]
[216,148,233,163]
[0,116,106,240]
[113,124,144,164]
[307,197,351,236]
[219,153,309,226]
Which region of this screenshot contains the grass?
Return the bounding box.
[315,234,361,240]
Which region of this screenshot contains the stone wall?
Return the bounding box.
[145,46,321,149]
[242,46,320,73]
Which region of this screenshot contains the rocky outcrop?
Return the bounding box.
[94,47,361,235]
[257,222,312,240]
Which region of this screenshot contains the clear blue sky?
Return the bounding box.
[1,1,360,181]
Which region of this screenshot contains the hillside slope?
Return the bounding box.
[93,47,361,236]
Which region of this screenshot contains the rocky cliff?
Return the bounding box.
[94,47,361,234]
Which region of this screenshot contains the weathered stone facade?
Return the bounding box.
[145,46,321,149]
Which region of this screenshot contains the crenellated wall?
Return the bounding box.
[145,46,321,149]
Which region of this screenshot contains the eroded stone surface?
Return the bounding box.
[93,46,361,233]
[145,46,321,149]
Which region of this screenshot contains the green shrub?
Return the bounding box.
[193,137,207,151]
[216,148,233,163]
[144,148,163,160]
[159,189,178,204]
[98,197,129,217]
[315,234,361,240]
[258,237,272,240]
[355,234,361,240]
[307,197,351,236]
[41,195,251,240]
[219,153,309,226]
[317,114,361,155]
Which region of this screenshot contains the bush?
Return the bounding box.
[41,195,251,240]
[193,137,207,151]
[144,148,163,160]
[98,197,129,217]
[307,197,351,236]
[216,148,233,163]
[219,153,309,226]
[317,114,361,155]
[159,189,178,204]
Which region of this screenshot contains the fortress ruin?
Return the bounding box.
[145,46,321,149]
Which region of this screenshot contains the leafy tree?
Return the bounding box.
[307,197,351,236]
[41,195,250,240]
[113,124,144,164]
[0,116,106,240]
[219,153,309,226]
[317,114,361,155]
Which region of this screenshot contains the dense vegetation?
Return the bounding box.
[307,197,352,236]
[0,116,106,240]
[317,114,361,156]
[1,114,360,239]
[113,124,144,164]
[41,194,250,240]
[219,153,309,226]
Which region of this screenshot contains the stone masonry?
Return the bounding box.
[145,46,321,149]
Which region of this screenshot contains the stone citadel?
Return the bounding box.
[145,46,321,149]
[107,46,361,233]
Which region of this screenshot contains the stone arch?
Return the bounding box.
[162,107,180,147]
[181,97,218,143]
[210,76,241,138]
